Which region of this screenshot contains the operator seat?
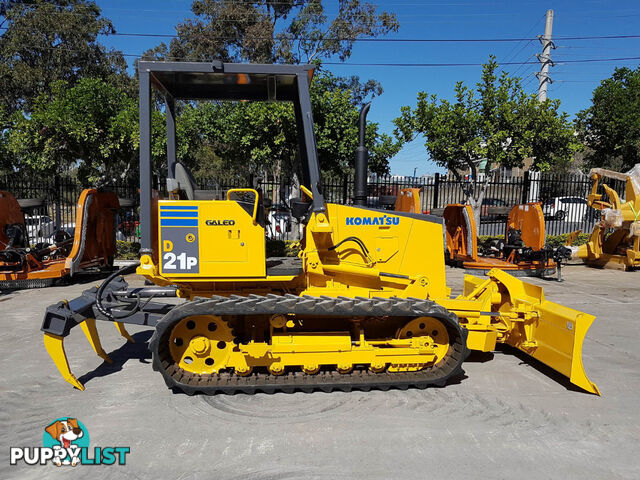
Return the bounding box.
[170,161,222,200]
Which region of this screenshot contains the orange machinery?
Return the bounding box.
[443,202,563,277]
[394,187,425,214]
[395,189,567,278]
[0,189,119,289]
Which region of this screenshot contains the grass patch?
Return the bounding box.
[116,241,141,260]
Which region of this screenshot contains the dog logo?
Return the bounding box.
[10,417,130,466]
[43,417,89,467]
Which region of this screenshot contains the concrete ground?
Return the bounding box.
[0,264,638,480]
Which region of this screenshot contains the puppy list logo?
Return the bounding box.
[9,417,130,467]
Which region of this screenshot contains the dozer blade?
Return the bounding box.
[530,299,600,395]
[459,269,600,395]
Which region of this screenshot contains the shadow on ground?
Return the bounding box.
[465,351,494,363]
[495,343,593,395]
[77,330,152,386]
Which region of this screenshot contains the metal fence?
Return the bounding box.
[0,171,625,244]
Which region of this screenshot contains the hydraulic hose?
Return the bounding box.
[94,261,140,320]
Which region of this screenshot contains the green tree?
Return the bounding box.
[175,71,400,197]
[0,0,129,114]
[7,72,398,189]
[139,1,401,184]
[142,0,398,64]
[0,105,12,173]
[394,57,581,230]
[141,0,397,108]
[576,66,640,173]
[7,78,164,184]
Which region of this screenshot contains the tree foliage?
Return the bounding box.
[0,0,128,114]
[175,70,400,183]
[6,72,399,185]
[139,1,401,181]
[142,0,398,64]
[7,78,165,184]
[141,0,397,106]
[1,0,400,183]
[394,57,581,228]
[576,66,640,172]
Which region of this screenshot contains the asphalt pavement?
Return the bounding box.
[0,265,638,479]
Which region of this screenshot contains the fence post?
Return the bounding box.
[343,176,349,204]
[521,170,530,204]
[54,175,61,228]
[433,172,440,209]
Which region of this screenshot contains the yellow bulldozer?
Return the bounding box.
[41,62,599,395]
[568,165,640,270]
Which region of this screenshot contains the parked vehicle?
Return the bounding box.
[366,195,397,210]
[542,196,598,222]
[480,198,509,220]
[24,215,56,242]
[41,61,599,396]
[118,211,140,238]
[266,203,292,240]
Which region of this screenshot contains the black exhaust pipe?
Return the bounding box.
[353,102,371,207]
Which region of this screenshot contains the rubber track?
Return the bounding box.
[149,294,469,395]
[0,278,57,290]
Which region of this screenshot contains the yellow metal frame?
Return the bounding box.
[226,188,260,222]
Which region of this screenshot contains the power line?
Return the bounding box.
[521,74,538,91]
[8,0,640,18]
[510,53,538,77]
[503,39,533,65]
[7,39,640,67]
[553,80,603,83]
[324,56,640,67]
[5,25,640,44]
[2,2,558,22]
[501,14,545,65]
[96,32,640,43]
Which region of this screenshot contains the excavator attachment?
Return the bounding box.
[438,203,559,277]
[573,165,640,270]
[394,187,423,213]
[0,189,119,288]
[444,269,599,395]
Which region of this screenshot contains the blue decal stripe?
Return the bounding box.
[160,205,198,210]
[160,211,198,217]
[161,219,198,227]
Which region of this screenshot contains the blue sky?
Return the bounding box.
[95,0,640,176]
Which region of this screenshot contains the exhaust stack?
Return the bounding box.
[353,102,371,207]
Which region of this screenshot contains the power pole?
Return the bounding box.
[536,9,554,102]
